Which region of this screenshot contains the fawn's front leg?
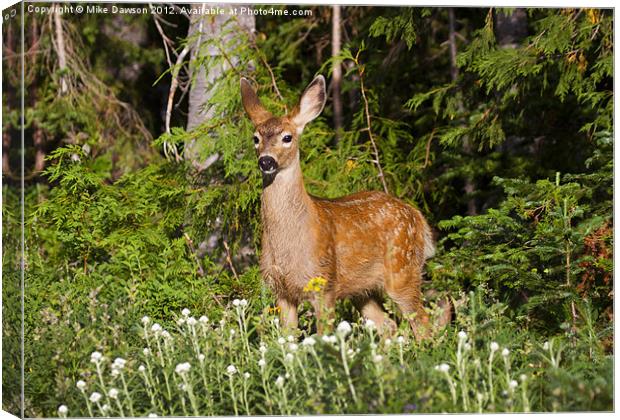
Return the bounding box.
[278,298,298,331]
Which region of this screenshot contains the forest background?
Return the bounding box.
[1,1,614,416]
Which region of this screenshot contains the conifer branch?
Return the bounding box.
[236,16,287,113]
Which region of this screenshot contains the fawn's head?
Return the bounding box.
[240,76,326,178]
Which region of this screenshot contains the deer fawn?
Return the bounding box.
[240,75,447,340]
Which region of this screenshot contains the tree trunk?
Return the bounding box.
[331,5,343,142]
[448,8,477,216]
[495,8,528,48]
[184,3,255,170]
[33,128,45,173]
[2,131,10,175]
[53,6,68,94]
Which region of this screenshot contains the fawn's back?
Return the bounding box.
[311,190,434,300]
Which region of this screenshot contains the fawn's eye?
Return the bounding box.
[253,136,259,145]
[282,135,293,143]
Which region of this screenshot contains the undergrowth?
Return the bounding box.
[55,289,612,416]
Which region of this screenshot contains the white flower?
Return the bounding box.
[302,337,316,347]
[258,358,266,368]
[58,405,68,415]
[232,299,241,307]
[230,328,236,336]
[519,374,527,382]
[272,318,280,326]
[509,380,518,390]
[108,388,119,399]
[277,337,286,345]
[179,383,187,392]
[151,323,162,333]
[502,348,510,357]
[336,321,352,337]
[286,335,295,342]
[187,317,198,326]
[490,342,499,352]
[322,335,337,344]
[284,353,294,363]
[175,362,191,375]
[227,364,237,375]
[373,354,383,363]
[198,354,205,362]
[458,330,468,340]
[275,376,285,388]
[111,368,120,378]
[364,319,376,329]
[76,380,86,391]
[199,316,209,324]
[141,316,150,325]
[161,330,171,340]
[347,348,354,356]
[89,392,102,403]
[543,341,549,350]
[182,308,191,317]
[138,365,146,373]
[113,357,126,369]
[147,414,158,418]
[143,348,151,356]
[435,363,450,373]
[385,338,392,347]
[177,318,186,326]
[464,343,472,352]
[90,351,102,363]
[370,343,377,350]
[259,344,268,354]
[288,343,299,352]
[240,299,248,307]
[244,372,251,379]
[101,404,110,413]
[397,336,405,344]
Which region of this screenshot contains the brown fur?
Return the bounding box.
[241,76,446,339]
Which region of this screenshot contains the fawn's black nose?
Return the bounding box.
[258,156,278,173]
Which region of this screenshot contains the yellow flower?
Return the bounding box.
[303,276,328,293]
[345,159,357,173]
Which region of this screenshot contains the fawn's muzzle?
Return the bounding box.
[258,156,278,174]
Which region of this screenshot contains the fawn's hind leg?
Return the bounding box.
[384,267,431,341]
[352,295,397,334]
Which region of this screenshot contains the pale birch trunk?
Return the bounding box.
[184,3,255,170]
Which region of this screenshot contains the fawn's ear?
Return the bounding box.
[292,75,326,128]
[240,78,272,125]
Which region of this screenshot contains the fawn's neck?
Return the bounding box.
[261,160,316,235]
